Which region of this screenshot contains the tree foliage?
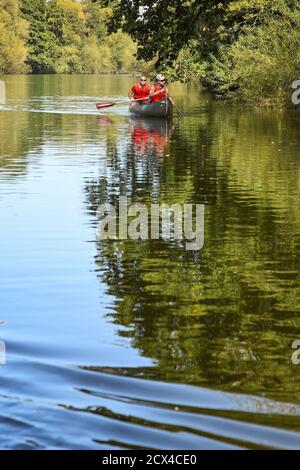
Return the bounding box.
[1,0,298,104]
[101,0,230,65]
[102,0,300,104]
[0,0,139,74]
[0,0,29,73]
[206,7,300,105]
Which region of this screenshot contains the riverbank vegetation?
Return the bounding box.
[0,0,143,74]
[1,0,299,105]
[105,0,300,106]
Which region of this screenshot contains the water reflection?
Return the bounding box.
[87,106,300,406]
[129,117,175,159]
[0,111,41,179]
[1,75,300,448]
[96,116,114,127]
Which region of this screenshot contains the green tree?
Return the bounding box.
[199,0,300,103]
[20,0,60,73]
[0,0,140,75]
[101,0,231,65]
[106,30,137,72]
[103,0,300,104]
[0,0,28,73]
[84,0,108,42]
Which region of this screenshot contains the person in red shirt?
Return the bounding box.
[128,76,151,104]
[149,74,174,105]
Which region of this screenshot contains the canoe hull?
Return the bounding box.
[129,99,171,118]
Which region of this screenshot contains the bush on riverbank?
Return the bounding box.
[171,1,300,106]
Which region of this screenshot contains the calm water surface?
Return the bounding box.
[0,75,300,449]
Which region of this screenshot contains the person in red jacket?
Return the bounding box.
[128,76,151,104]
[149,74,175,105]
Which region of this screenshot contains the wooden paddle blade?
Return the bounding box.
[96,102,116,109]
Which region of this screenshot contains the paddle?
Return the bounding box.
[96,97,148,110]
[168,97,184,117]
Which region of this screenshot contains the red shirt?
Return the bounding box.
[151,84,169,103]
[131,83,151,100]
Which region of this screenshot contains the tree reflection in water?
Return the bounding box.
[86,108,300,405]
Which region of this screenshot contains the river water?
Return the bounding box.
[0,75,300,449]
